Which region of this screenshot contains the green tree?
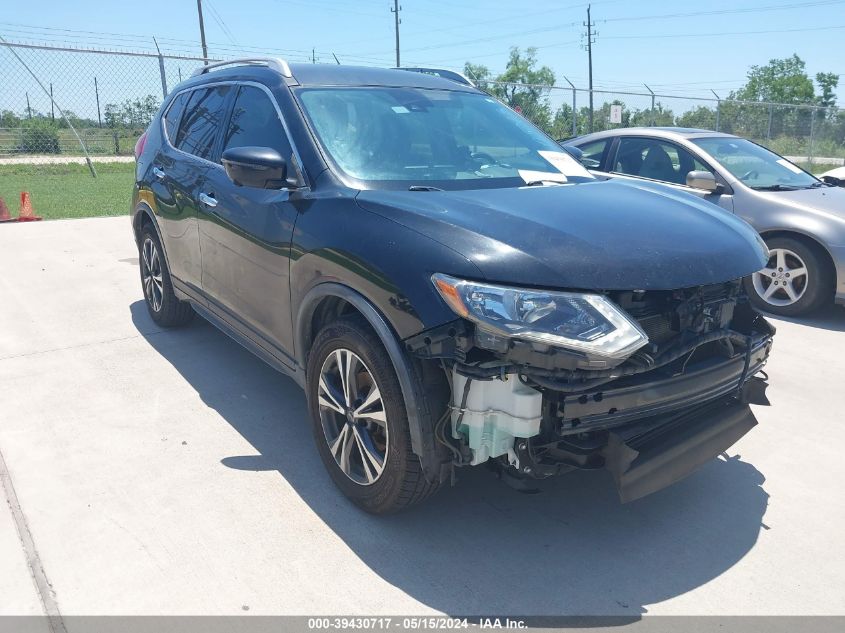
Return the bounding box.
[733,54,815,104]
[0,110,22,127]
[815,72,838,109]
[726,54,819,139]
[19,118,60,154]
[465,47,556,132]
[104,95,160,129]
[629,103,674,127]
[676,105,717,130]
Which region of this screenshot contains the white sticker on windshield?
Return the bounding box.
[538,150,594,179]
[518,169,568,184]
[391,106,410,114]
[776,158,804,174]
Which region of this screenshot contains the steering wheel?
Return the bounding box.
[471,152,498,167]
[740,169,759,181]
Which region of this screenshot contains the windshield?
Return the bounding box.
[296,86,593,189]
[692,137,818,190]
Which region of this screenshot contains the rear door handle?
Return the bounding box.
[198,192,218,208]
[152,167,166,180]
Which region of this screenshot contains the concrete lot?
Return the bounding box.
[1,216,845,618]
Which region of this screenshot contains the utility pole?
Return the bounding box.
[583,5,597,132]
[50,83,55,120]
[26,92,32,119]
[391,0,401,67]
[312,48,316,64]
[196,0,209,63]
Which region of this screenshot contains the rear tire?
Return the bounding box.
[745,236,832,317]
[139,226,194,327]
[306,317,442,514]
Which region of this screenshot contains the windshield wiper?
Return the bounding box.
[750,184,804,191]
[408,185,444,192]
[524,179,566,187]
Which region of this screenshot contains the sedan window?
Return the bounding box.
[614,138,711,186]
[574,139,610,169]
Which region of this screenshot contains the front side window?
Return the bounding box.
[614,138,711,186]
[175,85,233,161]
[222,86,293,161]
[296,86,593,189]
[692,137,818,190]
[575,139,610,169]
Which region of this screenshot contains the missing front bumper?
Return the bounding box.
[603,398,759,503]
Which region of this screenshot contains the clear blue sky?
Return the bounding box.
[2,0,844,102]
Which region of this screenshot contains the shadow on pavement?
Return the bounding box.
[763,303,845,332]
[131,301,769,617]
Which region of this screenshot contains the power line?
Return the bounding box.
[601,0,845,23]
[602,23,845,40]
[205,0,239,46]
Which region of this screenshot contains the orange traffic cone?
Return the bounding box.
[0,197,16,223]
[18,192,42,222]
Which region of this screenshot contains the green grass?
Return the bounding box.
[0,162,135,220]
[793,161,835,175]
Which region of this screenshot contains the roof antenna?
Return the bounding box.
[332,52,341,65]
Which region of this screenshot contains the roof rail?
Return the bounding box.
[191,57,293,78]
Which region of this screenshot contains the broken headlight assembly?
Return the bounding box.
[431,274,649,360]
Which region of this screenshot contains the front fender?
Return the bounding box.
[295,282,448,482]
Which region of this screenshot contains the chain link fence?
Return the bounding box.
[0,42,217,218]
[1,42,843,218]
[479,80,845,169]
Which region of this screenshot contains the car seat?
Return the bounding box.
[640,145,677,182]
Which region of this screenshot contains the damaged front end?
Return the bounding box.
[407,276,774,502]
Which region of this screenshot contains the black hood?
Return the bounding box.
[356,179,769,291]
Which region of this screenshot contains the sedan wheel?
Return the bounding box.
[745,236,832,316]
[317,348,389,486]
[751,247,808,308]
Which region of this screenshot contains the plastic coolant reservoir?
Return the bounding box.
[451,370,543,466]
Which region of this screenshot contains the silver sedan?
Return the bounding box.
[564,128,845,316]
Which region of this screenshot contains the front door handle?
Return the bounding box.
[198,192,218,209]
[152,167,166,180]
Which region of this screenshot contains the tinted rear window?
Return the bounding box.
[163,92,189,143]
[175,85,233,160]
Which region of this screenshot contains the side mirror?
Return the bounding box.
[561,144,584,163]
[686,170,719,192]
[222,146,289,189]
[822,175,843,187]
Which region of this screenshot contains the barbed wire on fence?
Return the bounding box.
[1,41,843,167]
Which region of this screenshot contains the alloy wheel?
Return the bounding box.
[752,247,809,307]
[141,237,164,312]
[317,348,389,486]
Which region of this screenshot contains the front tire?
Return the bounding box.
[745,236,832,317]
[139,227,194,327]
[306,317,441,514]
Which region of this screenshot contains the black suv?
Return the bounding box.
[132,58,774,514]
